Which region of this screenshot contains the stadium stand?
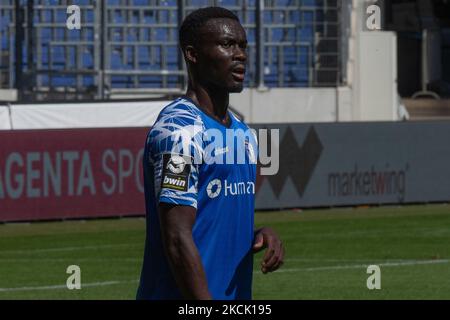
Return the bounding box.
[0,1,14,89]
[0,0,341,102]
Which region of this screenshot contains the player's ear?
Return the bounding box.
[184,45,198,64]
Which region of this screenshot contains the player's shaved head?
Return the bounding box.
[179,6,240,50]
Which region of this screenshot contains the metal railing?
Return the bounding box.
[0,0,15,89]
[0,0,343,101]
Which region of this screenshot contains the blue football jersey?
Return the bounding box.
[137,97,258,300]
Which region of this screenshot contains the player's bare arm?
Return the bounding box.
[138,8,274,300]
[253,227,285,274]
[159,203,212,300]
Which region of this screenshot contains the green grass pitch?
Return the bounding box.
[1,204,450,299]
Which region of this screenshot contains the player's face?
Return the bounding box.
[196,18,248,93]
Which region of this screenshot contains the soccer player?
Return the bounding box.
[137,7,284,300]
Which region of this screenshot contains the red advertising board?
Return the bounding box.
[0,128,149,222]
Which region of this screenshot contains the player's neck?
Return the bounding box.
[185,84,230,126]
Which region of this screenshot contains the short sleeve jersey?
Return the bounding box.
[137,97,258,300]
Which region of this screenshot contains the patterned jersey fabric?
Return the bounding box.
[137,97,258,300]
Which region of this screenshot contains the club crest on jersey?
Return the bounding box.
[161,154,191,191]
[167,154,186,174]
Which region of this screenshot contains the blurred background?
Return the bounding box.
[1,0,450,300]
[0,0,449,120]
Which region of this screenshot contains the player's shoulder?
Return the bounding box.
[229,110,258,147]
[155,97,203,127]
[228,109,249,129]
[147,98,205,149]
[229,110,256,135]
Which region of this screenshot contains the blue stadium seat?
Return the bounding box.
[189,0,209,7]
[85,10,94,23]
[55,8,67,23]
[298,27,314,42]
[303,0,317,6]
[154,28,168,41]
[271,29,283,42]
[218,0,238,6]
[1,0,332,92]
[167,46,178,64]
[276,0,292,5]
[133,0,152,5]
[107,0,121,6]
[51,76,76,87]
[82,49,94,68]
[165,0,177,5]
[83,76,94,87]
[286,66,309,86]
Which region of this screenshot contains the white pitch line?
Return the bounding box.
[0,279,139,292]
[0,258,141,262]
[285,258,407,262]
[2,260,448,292]
[272,259,450,273]
[0,243,139,255]
[284,258,446,263]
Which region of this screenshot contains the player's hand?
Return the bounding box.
[252,227,285,274]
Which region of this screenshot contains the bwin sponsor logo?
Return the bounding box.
[163,176,186,188]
